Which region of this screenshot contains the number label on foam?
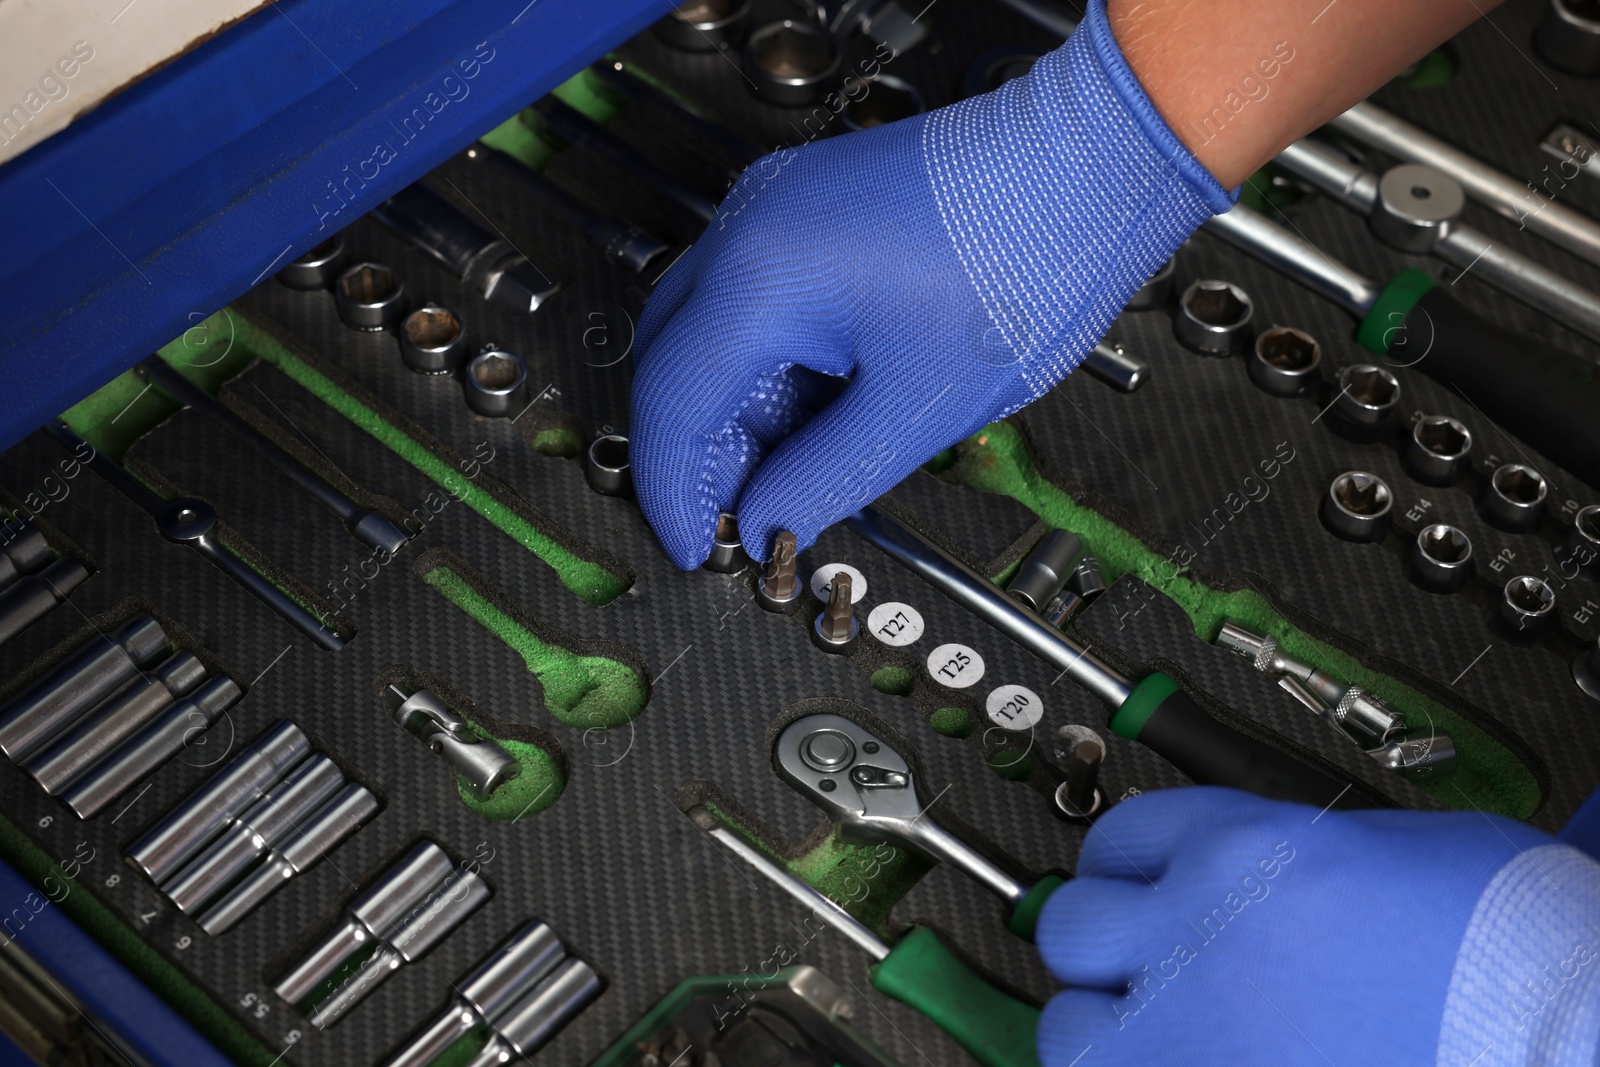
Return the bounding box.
[986,684,1043,730]
[868,602,924,646]
[927,643,983,688]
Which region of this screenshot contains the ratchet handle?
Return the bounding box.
[1365,272,1600,490]
[1005,875,1066,941]
[872,926,1042,1067]
[1110,674,1372,809]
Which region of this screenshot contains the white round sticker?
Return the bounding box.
[986,684,1043,731]
[810,563,867,603]
[867,602,924,647]
[926,643,984,689]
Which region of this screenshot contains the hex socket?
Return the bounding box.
[655,0,750,50]
[1067,556,1106,600]
[1127,256,1176,312]
[1248,326,1321,397]
[462,348,528,417]
[1535,0,1600,76]
[1008,529,1083,611]
[840,75,926,132]
[1334,364,1400,429]
[585,435,631,497]
[1174,279,1253,356]
[1411,524,1474,594]
[1322,471,1393,543]
[1480,463,1548,532]
[1403,415,1473,486]
[1500,575,1557,637]
[744,20,841,106]
[704,512,746,573]
[399,305,467,374]
[1558,505,1600,581]
[335,262,406,331]
[276,236,347,291]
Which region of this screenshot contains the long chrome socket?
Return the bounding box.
[0,615,167,762]
[0,521,52,591]
[463,958,602,1067]
[0,557,90,646]
[127,720,311,884]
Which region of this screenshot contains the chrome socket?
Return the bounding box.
[1558,505,1600,580]
[585,435,631,497]
[1042,591,1083,628]
[399,305,467,375]
[1333,364,1400,430]
[655,0,750,51]
[1402,415,1473,486]
[840,74,925,132]
[1367,733,1456,772]
[1480,463,1548,532]
[276,236,347,291]
[1411,524,1474,594]
[1535,0,1600,76]
[1322,471,1392,543]
[1066,555,1107,601]
[744,21,840,107]
[1127,256,1176,312]
[1500,575,1557,637]
[1248,326,1322,397]
[1371,164,1464,253]
[462,347,528,418]
[1083,342,1150,393]
[704,512,746,573]
[0,521,52,590]
[335,262,406,331]
[1008,529,1083,611]
[1174,279,1253,356]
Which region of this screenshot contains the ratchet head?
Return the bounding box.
[774,714,926,840]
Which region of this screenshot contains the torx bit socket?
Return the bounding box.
[62,675,243,819]
[1333,365,1401,431]
[127,720,311,884]
[1411,524,1474,594]
[704,512,745,573]
[1066,556,1106,601]
[1008,529,1083,611]
[25,651,207,795]
[162,755,345,914]
[0,614,168,763]
[1054,739,1103,822]
[1402,415,1473,486]
[382,920,566,1067]
[196,783,378,935]
[462,958,602,1067]
[1480,464,1548,532]
[1248,326,1322,397]
[812,570,859,653]
[0,520,52,592]
[1500,575,1557,637]
[385,686,520,801]
[0,557,90,646]
[273,842,458,1006]
[1322,471,1393,543]
[757,530,803,613]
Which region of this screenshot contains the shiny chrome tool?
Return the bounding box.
[704,512,746,574]
[1322,471,1393,543]
[585,435,631,497]
[775,713,1061,939]
[0,520,52,591]
[0,556,89,646]
[1083,340,1150,392]
[382,920,566,1067]
[370,181,560,314]
[140,358,408,555]
[46,421,345,651]
[1007,528,1082,612]
[385,686,520,801]
[335,262,407,331]
[461,958,602,1067]
[1216,622,1405,744]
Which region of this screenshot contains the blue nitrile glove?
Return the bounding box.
[630,0,1234,568]
[1037,787,1600,1066]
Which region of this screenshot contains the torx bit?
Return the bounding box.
[811,570,858,653]
[1055,740,1104,822]
[25,651,207,795]
[756,530,802,613]
[0,614,168,762]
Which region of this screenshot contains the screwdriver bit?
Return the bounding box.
[1055,739,1103,822]
[812,570,859,653]
[757,530,802,613]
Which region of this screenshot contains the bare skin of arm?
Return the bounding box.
[1109,0,1497,188]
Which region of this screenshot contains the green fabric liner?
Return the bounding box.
[530,426,583,458]
[456,735,565,821]
[929,706,976,738]
[174,311,628,605]
[1356,268,1438,354]
[949,422,1539,818]
[0,813,277,1067]
[1005,875,1063,941]
[1109,672,1181,740]
[701,803,930,936]
[869,666,915,696]
[1400,49,1455,88]
[870,926,1041,1067]
[421,566,645,730]
[479,67,624,171]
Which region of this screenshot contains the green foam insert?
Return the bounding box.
[869,666,915,696]
[948,422,1538,818]
[457,734,565,821]
[422,565,645,729]
[930,706,975,738]
[530,426,583,458]
[0,814,276,1067]
[167,312,628,605]
[480,67,625,172]
[987,750,1034,783]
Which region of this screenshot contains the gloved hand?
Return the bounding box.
[630,0,1234,568]
[1037,786,1600,1066]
